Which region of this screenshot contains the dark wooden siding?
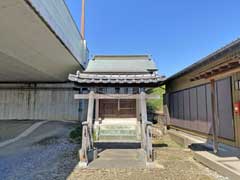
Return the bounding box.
[167,77,234,140]
[173,93,178,118]
[216,78,234,140]
[183,89,190,121]
[178,91,184,120]
[197,85,208,133]
[169,94,174,117]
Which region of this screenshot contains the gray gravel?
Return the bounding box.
[69,134,228,180]
[0,121,80,180]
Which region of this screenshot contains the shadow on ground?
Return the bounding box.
[95,142,141,154]
[153,143,168,148]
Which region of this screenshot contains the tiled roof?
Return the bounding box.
[68,72,165,85]
[84,55,158,73]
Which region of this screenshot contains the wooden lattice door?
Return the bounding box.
[99,99,136,118]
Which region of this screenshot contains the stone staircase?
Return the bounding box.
[96,119,140,142]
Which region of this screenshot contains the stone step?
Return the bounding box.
[99,132,137,137]
[98,135,138,141]
[97,123,140,142]
[99,129,137,136]
[100,125,137,130]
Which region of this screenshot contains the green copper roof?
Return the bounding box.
[85,55,158,73]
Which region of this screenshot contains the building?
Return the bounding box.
[68,55,165,163]
[69,55,163,120]
[163,39,240,148]
[0,0,88,121]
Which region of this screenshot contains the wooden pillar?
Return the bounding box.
[140,91,147,149]
[87,91,94,126]
[140,92,148,123]
[140,91,153,161]
[210,79,219,153]
[163,105,170,134]
[80,122,88,162]
[136,99,141,121]
[95,99,99,122]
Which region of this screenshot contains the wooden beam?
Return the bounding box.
[191,62,240,81]
[74,94,94,99]
[207,66,240,80]
[74,93,160,100]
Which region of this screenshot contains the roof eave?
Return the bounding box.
[163,38,240,84]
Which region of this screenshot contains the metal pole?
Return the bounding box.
[210,79,218,154]
[81,0,85,39]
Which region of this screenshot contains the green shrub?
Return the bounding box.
[69,126,82,143]
[147,86,165,113]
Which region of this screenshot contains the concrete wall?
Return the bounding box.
[0,83,87,121]
[28,0,89,68]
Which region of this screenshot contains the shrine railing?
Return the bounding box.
[79,91,96,166]
[140,92,154,162]
[79,122,94,164]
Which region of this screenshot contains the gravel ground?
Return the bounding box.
[68,131,229,180]
[0,121,80,180]
[0,122,229,180]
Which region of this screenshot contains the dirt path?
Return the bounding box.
[68,134,228,180]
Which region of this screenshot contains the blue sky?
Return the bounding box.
[65,0,240,77]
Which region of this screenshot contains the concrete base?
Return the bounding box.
[194,151,240,180]
[168,129,204,148]
[88,148,146,168]
[87,148,98,163]
[79,148,98,167]
[168,129,240,180]
[77,162,88,168]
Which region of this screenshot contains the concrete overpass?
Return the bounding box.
[0,0,88,82]
[0,0,89,121]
